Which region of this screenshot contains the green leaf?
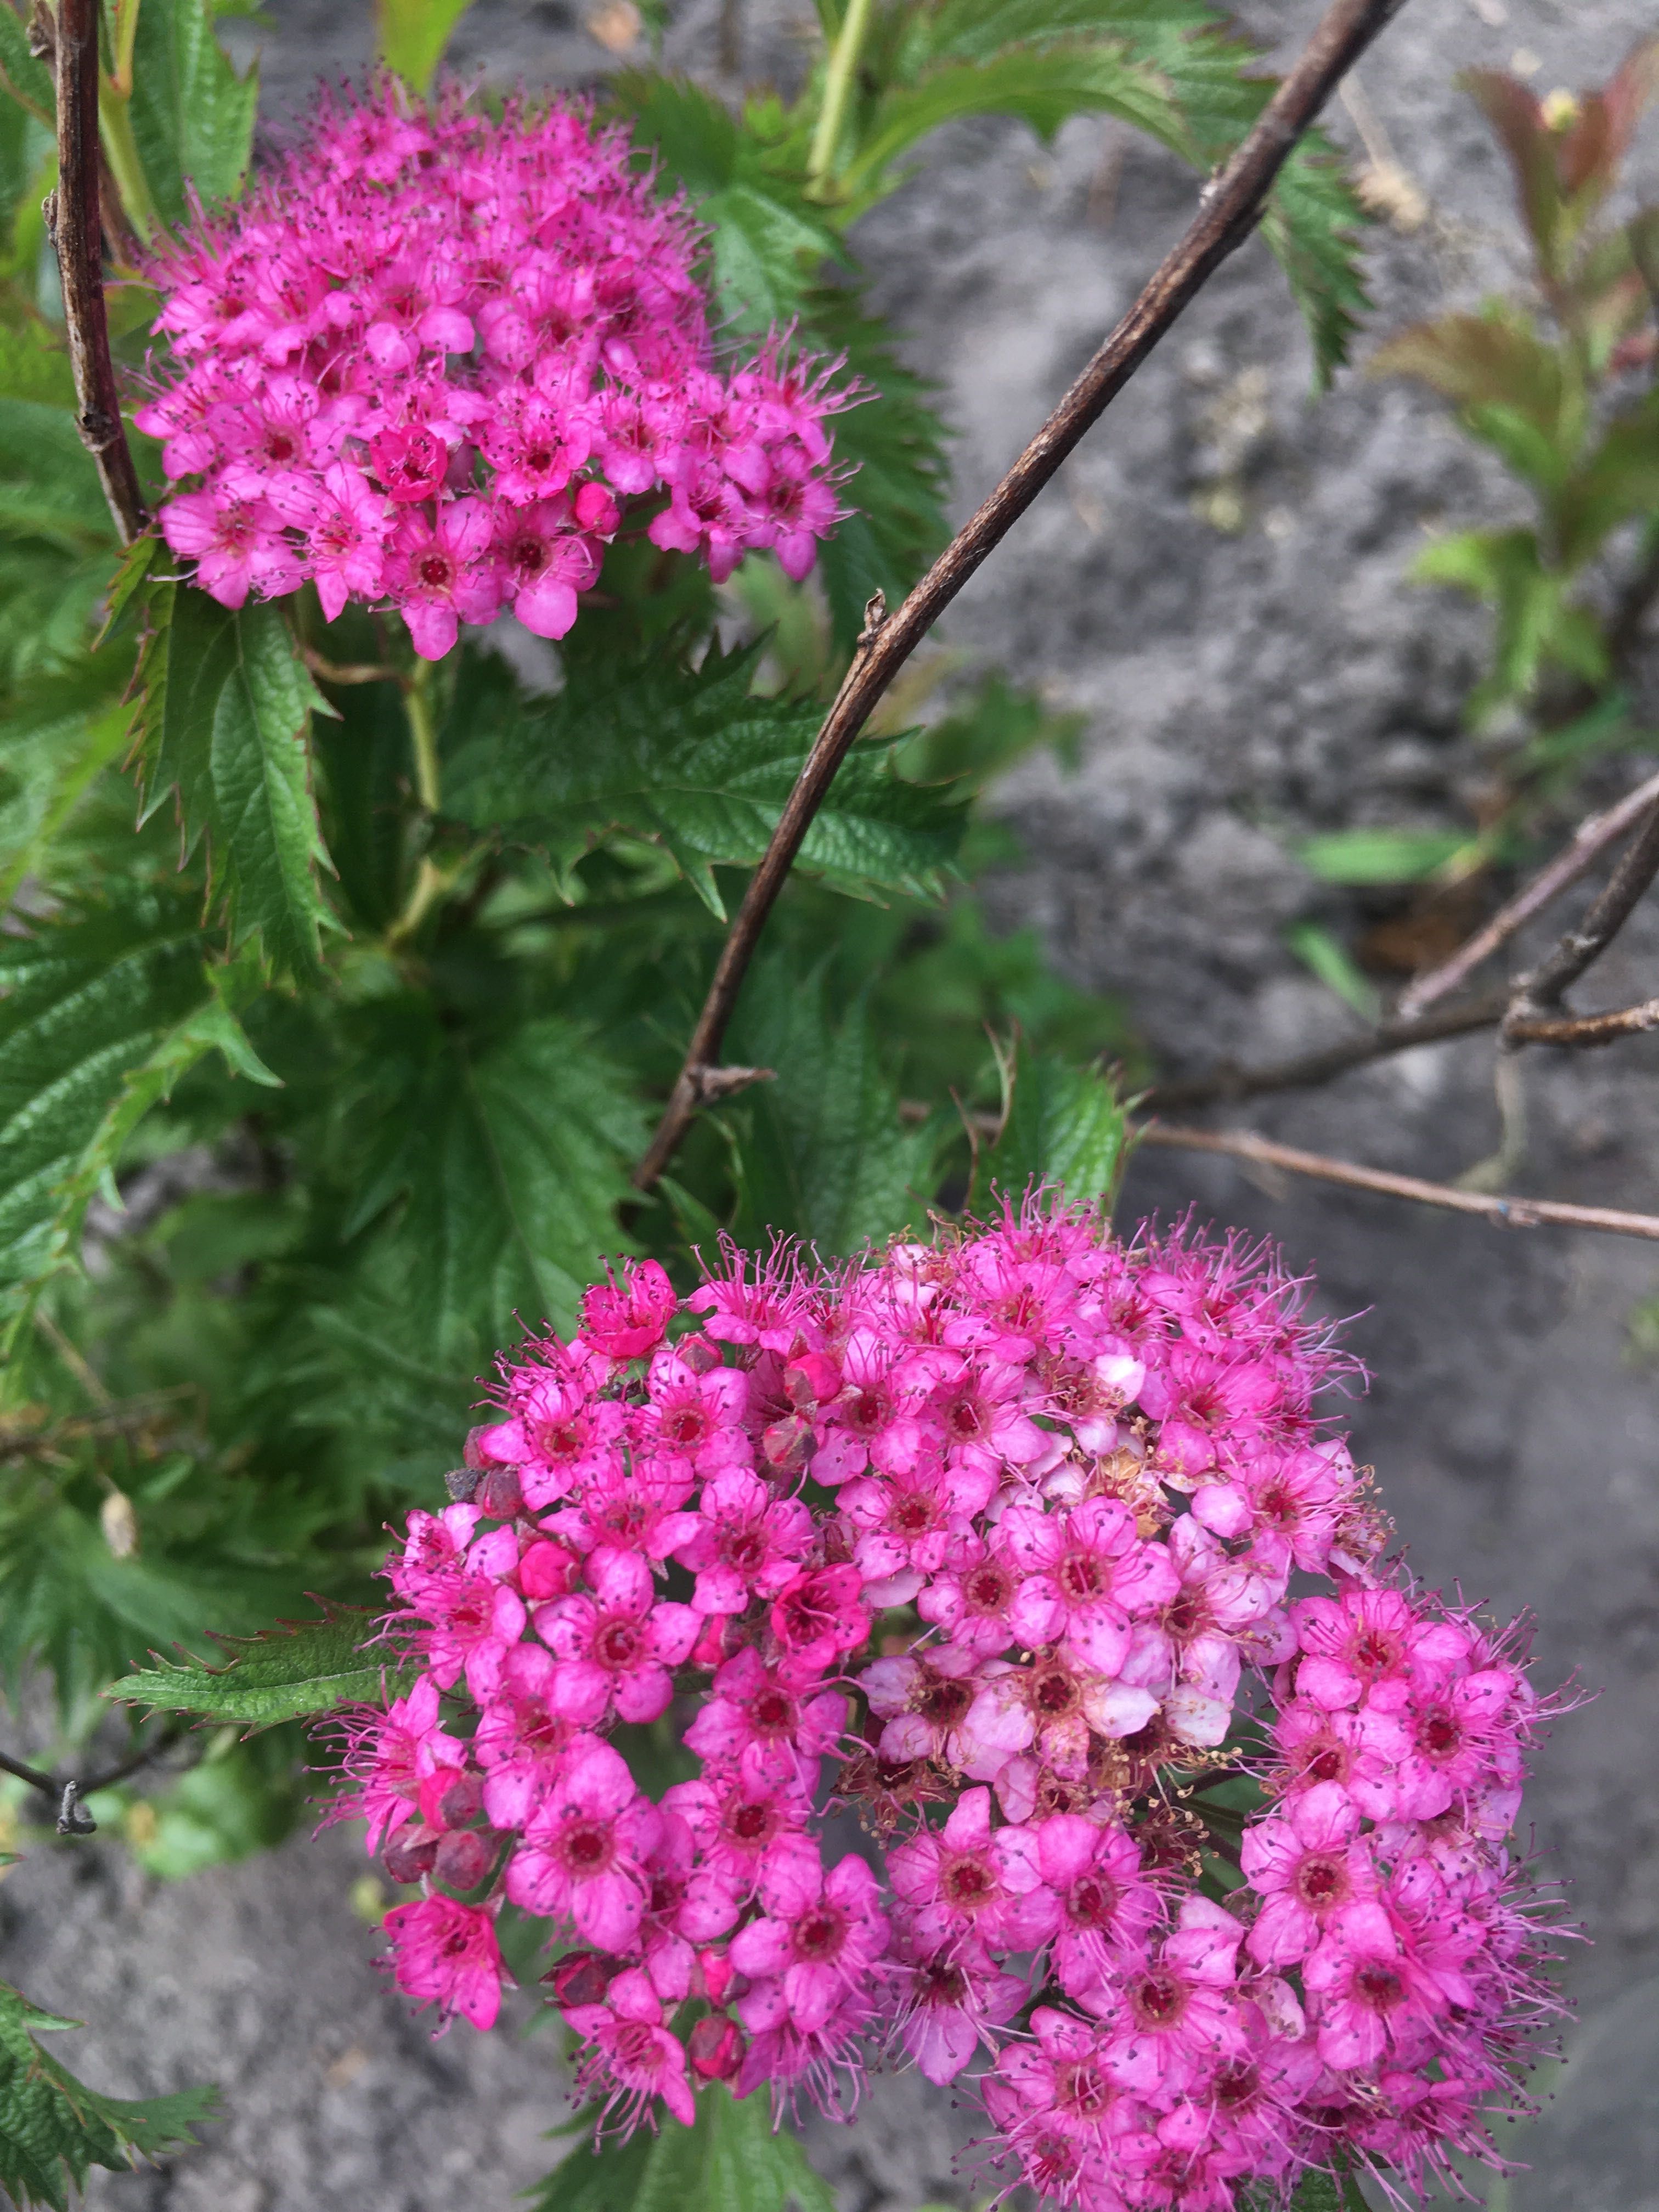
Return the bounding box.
[136,586,334,975]
[613,77,843,331]
[109,1604,409,1729]
[0,891,279,1331]
[377,0,478,92]
[1295,826,1475,885]
[0,397,119,549]
[336,1002,648,1359]
[723,957,939,1255]
[0,658,132,904]
[1410,527,1607,719]
[0,1980,217,2212]
[968,1034,1128,1214]
[799,284,951,652]
[103,1730,304,1880]
[1284,919,1380,1020]
[445,640,962,917]
[127,0,258,229]
[841,44,1187,201]
[528,2086,834,2212]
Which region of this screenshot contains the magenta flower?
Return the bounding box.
[507,1737,663,1951]
[727,1852,891,2033]
[564,1965,696,2128]
[383,497,503,660]
[357,1192,1566,2183]
[382,1895,506,2033]
[139,89,848,649]
[535,1544,699,1725]
[1241,1781,1378,1967]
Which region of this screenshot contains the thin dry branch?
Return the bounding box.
[1505,797,1659,1028]
[1505,995,1659,1048]
[1139,1121,1659,1243]
[51,0,147,546]
[631,0,1413,1192]
[1400,768,1659,1018]
[1142,990,1505,1112]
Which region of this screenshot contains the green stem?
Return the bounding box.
[97,88,159,247]
[110,0,142,98]
[405,659,441,814]
[806,0,874,194]
[386,661,452,947]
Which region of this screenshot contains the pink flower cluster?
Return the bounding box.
[136,86,846,657]
[336,1199,1566,2208]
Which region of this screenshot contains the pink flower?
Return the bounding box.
[1001,1496,1180,1674]
[577,1258,677,1360]
[1241,1782,1378,1967]
[1028,1815,1165,1995]
[301,461,392,620]
[681,1646,847,1786]
[383,1895,506,2032]
[768,1564,870,1680]
[329,1674,466,1853]
[385,497,504,659]
[887,1786,1042,1950]
[729,1852,891,2033]
[564,1965,696,2128]
[1098,1898,1246,2095]
[507,1737,663,1951]
[893,1932,1029,2084]
[673,1469,813,1616]
[159,488,300,608]
[535,1545,699,1725]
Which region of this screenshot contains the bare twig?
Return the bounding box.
[50,0,147,546]
[1139,1122,1659,1243]
[0,1721,187,1836]
[631,0,1413,1192]
[1401,769,1659,1018]
[1142,990,1505,1113]
[1505,996,1659,1048]
[1505,798,1659,1028]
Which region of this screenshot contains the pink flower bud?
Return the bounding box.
[383,1830,438,1884]
[476,1465,524,1520]
[434,1827,495,1890]
[518,1538,580,1600]
[370,426,448,504]
[688,2012,742,2081]
[544,1950,614,2009]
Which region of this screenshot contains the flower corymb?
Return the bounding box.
[334,1200,1569,2209]
[137,86,847,655]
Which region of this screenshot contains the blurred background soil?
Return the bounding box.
[4,0,1659,2204]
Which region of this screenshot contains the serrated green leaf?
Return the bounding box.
[0,397,117,549]
[528,2086,834,2212]
[127,0,258,229]
[800,284,951,652]
[0,657,133,903]
[136,586,334,975]
[969,1035,1128,1214]
[445,640,962,914]
[0,891,279,1331]
[613,76,843,330]
[377,0,478,92]
[842,44,1186,199]
[109,1604,410,1729]
[0,1980,217,2212]
[724,956,939,1254]
[335,1003,648,1360]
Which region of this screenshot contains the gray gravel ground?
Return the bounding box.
[5,0,1659,2205]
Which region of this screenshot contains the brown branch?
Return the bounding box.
[1505,995,1659,1048]
[630,0,1414,1193]
[1138,1121,1659,1243]
[50,0,147,546]
[1399,768,1659,1018]
[0,1720,187,1836]
[1141,990,1506,1112]
[1505,797,1659,1029]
